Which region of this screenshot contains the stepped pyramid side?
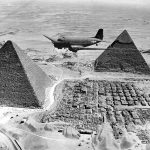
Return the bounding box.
[0,41,52,108]
[94,30,150,74]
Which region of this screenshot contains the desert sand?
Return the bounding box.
[0,1,150,150]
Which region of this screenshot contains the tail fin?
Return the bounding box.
[95,29,103,40]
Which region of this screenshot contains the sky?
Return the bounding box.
[2,0,150,8]
[82,0,147,6]
[95,0,148,6]
[39,0,149,8]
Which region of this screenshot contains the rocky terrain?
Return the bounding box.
[0,1,150,149]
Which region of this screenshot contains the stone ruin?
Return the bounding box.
[0,41,52,108]
[94,30,150,74]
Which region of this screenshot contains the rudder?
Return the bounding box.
[95,29,103,40]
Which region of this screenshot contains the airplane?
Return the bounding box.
[43,28,104,53]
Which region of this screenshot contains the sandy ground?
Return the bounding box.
[0,50,150,150]
[0,35,150,150]
[0,1,150,149]
[0,75,149,150]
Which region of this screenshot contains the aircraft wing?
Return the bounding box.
[71,45,106,51]
[76,47,106,50]
[71,45,84,49]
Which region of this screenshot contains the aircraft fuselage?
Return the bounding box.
[62,36,101,46]
[51,36,101,51]
[43,28,103,52]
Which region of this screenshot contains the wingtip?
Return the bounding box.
[43,34,48,38]
[43,34,52,41]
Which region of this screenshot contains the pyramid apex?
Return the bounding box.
[2,40,15,48]
[122,29,129,35]
[123,29,128,32]
[1,40,21,54]
[4,40,13,44]
[115,29,133,44]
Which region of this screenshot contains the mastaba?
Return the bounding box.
[94,30,150,74]
[0,41,52,108]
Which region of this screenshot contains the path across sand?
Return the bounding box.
[44,79,63,111]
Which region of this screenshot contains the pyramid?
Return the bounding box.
[0,41,52,108]
[94,30,150,74]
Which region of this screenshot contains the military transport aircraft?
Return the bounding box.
[43,28,104,53]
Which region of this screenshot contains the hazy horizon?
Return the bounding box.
[1,0,150,8]
[0,0,150,51]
